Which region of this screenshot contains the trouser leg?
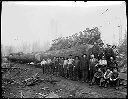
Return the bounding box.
[73,68,78,80]
[84,70,89,82]
[99,78,104,86]
[89,69,94,82]
[91,77,96,84]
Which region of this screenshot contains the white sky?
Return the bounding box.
[1,1,127,50]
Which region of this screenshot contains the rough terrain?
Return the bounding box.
[2,62,127,98]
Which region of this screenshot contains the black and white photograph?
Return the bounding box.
[1,1,127,98]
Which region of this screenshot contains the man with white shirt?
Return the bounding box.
[68,55,74,79]
[98,56,107,73]
[63,57,69,78]
[41,59,47,73]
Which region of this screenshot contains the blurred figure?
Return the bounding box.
[98,56,107,73]
[63,57,69,78]
[98,42,105,60]
[52,57,56,74]
[73,56,80,81]
[41,59,47,73]
[91,68,104,87]
[55,57,60,76]
[59,57,64,77]
[80,54,89,82]
[107,57,118,71]
[91,42,99,59]
[46,58,52,74]
[89,54,98,83]
[68,55,74,79]
[109,68,120,89]
[112,45,119,60]
[105,44,114,61]
[49,58,53,74]
[101,68,112,88]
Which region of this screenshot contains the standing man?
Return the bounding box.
[68,55,74,80]
[105,44,114,62]
[91,42,99,59]
[59,57,64,77]
[80,54,89,82]
[63,57,69,78]
[112,45,119,60]
[41,59,47,74]
[89,54,98,83]
[52,56,56,74]
[98,42,105,60]
[56,57,60,76]
[73,56,81,81]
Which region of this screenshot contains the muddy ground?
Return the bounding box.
[2,62,127,98]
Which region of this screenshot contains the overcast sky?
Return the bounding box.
[1,1,127,50]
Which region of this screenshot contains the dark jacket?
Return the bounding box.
[74,59,80,70]
[105,48,114,59]
[107,60,118,68]
[89,58,98,70]
[80,57,89,70]
[110,72,119,80]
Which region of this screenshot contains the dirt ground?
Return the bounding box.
[2,62,127,98]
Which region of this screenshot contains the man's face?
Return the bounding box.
[110,57,113,60]
[83,55,86,58]
[76,57,78,59]
[114,69,117,72]
[69,56,72,58]
[107,69,110,72]
[98,68,101,72]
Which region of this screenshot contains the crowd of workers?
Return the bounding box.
[39,42,120,89]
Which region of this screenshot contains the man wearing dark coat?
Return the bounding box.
[105,44,115,61]
[89,54,98,83]
[73,56,81,81]
[80,54,89,82]
[91,42,99,59]
[107,57,118,71]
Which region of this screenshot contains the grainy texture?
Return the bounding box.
[2,62,127,98]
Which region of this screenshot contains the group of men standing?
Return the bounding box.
[40,42,120,88]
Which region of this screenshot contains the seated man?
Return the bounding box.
[107,57,118,71]
[101,68,112,87]
[109,68,120,89]
[90,68,104,87]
